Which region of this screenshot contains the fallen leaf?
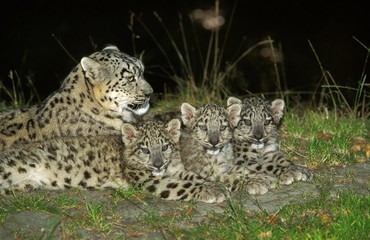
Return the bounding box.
[321,214,331,223]
[356,157,366,163]
[185,208,192,215]
[267,215,278,225]
[351,144,362,151]
[129,231,143,238]
[338,178,351,183]
[317,132,334,140]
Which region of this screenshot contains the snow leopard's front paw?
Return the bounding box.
[279,165,313,185]
[195,181,226,203]
[243,174,278,195]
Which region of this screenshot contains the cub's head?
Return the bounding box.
[227,96,285,149]
[121,119,181,177]
[181,103,241,155]
[80,45,153,120]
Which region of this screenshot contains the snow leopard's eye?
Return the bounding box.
[198,125,207,131]
[243,119,252,126]
[141,147,150,154]
[162,144,169,151]
[219,125,227,131]
[126,76,135,82]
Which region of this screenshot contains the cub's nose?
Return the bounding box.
[153,157,164,169]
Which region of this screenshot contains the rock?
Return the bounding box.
[0,211,62,239]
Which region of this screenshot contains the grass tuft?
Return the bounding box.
[0,70,40,109]
[129,0,277,104]
[308,39,370,119]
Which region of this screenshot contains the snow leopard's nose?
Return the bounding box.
[152,156,164,169]
[253,128,263,140]
[209,132,219,146]
[139,79,153,95]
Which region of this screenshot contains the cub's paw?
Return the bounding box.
[280,165,313,185]
[155,179,226,203]
[195,182,226,203]
[243,174,278,195]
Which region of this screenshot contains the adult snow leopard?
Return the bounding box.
[0,45,152,151]
[0,119,225,203]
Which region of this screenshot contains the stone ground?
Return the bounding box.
[0,162,369,239]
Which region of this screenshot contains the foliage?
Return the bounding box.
[308,37,370,119]
[129,0,278,104]
[0,70,40,109]
[281,110,369,166]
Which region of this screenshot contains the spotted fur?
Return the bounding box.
[179,103,240,179]
[0,119,225,203]
[178,102,278,195]
[0,45,153,151]
[227,96,313,185]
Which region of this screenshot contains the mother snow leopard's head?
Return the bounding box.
[80,45,153,121]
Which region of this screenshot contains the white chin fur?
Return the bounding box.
[251,143,264,149]
[151,170,165,177]
[207,149,220,155]
[132,102,150,115]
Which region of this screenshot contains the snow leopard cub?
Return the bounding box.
[179,102,277,195]
[227,96,313,185]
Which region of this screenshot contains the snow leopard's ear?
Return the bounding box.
[166,119,181,142]
[181,103,197,126]
[270,99,285,123]
[80,57,109,84]
[121,123,139,146]
[227,103,241,128]
[227,96,242,106]
[102,45,119,51]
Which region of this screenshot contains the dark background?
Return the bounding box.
[0,0,369,103]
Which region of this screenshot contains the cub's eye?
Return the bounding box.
[264,119,271,125]
[162,144,169,151]
[198,125,207,131]
[244,119,252,126]
[141,148,150,154]
[219,125,227,131]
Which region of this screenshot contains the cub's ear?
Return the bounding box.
[227,103,241,128]
[227,96,242,106]
[166,119,181,142]
[270,99,285,123]
[121,123,139,146]
[180,103,197,126]
[80,57,108,84]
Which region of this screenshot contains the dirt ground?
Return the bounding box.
[0,162,369,239]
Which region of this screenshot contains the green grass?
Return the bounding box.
[281,110,369,167]
[110,185,145,203]
[2,190,367,239]
[0,195,61,221]
[83,201,114,233]
[158,192,369,240]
